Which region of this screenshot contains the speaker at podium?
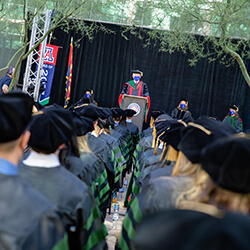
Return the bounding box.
[122,94,148,133]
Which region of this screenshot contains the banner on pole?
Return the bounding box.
[64,40,73,108]
[38,44,59,105]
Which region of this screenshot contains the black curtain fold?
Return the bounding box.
[19,21,250,131]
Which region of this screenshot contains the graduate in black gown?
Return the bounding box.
[171,98,193,122]
[0,92,67,250]
[69,89,97,108]
[124,109,140,148]
[18,107,107,250]
[133,209,250,250]
[119,116,237,249]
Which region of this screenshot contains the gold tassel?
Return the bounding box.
[153,136,159,155]
[152,126,156,148]
[153,131,165,155]
[187,122,211,135]
[150,117,154,128]
[166,145,178,162]
[171,151,182,176]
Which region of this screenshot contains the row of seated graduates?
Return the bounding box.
[67,103,140,218]
[1,92,107,250]
[19,100,140,249]
[119,110,250,250]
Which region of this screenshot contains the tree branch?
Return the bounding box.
[224,45,250,86]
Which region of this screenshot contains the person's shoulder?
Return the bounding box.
[3,74,11,82]
[124,80,134,86]
[57,165,90,192]
[0,173,52,211]
[0,74,10,83]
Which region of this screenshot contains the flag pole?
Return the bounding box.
[64,37,73,108]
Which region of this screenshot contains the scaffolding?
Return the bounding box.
[23,10,52,102]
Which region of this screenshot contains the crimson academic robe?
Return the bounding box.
[118,80,150,121]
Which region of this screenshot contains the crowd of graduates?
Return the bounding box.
[0,91,140,250]
[119,110,250,249]
[0,90,250,250]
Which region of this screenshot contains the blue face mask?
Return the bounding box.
[134,76,140,82]
[85,93,91,99]
[180,104,186,109]
[230,110,235,116]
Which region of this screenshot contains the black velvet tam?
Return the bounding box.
[201,136,250,193]
[154,114,175,132]
[151,110,166,120]
[124,109,136,118]
[178,116,237,163]
[160,122,186,150]
[111,108,124,118]
[131,70,143,76]
[72,112,94,136]
[0,92,33,142]
[28,108,74,153]
[81,105,112,120]
[74,104,111,120]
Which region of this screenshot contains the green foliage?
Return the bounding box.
[0,0,249,86]
[114,0,250,85]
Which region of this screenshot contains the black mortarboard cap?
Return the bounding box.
[151,110,166,120]
[0,92,33,143]
[44,103,63,110]
[160,122,186,150]
[229,104,238,111]
[178,116,237,163]
[179,98,187,103]
[97,118,106,129]
[111,107,124,118]
[134,209,250,250]
[124,109,136,118]
[131,70,143,76]
[72,112,94,136]
[195,115,237,136]
[78,105,111,120]
[154,114,175,132]
[28,107,74,153]
[106,116,115,127]
[101,107,113,118]
[201,136,250,193]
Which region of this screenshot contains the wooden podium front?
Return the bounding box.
[122,94,148,133]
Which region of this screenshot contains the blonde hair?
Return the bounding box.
[77,135,92,153]
[94,124,102,137]
[165,145,179,162]
[172,152,203,178]
[103,127,111,135]
[32,105,39,113]
[177,171,250,215]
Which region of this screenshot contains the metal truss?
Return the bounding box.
[23,9,52,102]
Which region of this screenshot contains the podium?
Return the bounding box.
[122,94,148,133]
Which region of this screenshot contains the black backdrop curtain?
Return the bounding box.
[19,21,250,131]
